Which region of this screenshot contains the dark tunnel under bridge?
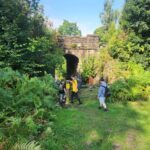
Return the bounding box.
[64,54,79,79]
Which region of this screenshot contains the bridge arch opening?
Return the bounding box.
[64,54,79,79]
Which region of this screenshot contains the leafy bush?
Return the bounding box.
[0,67,58,149]
[80,48,127,84]
[108,30,149,69]
[108,63,150,102]
[98,48,127,84]
[81,55,101,83]
[55,57,67,80]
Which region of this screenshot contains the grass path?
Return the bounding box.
[50,88,150,150]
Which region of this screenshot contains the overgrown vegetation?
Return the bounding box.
[0,0,149,149]
[81,55,101,83]
[95,0,149,69]
[0,0,63,76]
[108,63,150,103]
[92,0,150,103]
[0,0,63,148]
[0,68,57,149]
[81,50,150,103]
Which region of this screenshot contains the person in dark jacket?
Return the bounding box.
[59,80,66,105]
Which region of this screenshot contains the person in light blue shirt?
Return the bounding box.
[98,77,108,111]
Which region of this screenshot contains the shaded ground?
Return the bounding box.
[49,87,150,150]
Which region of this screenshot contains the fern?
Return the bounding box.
[0,68,57,147]
[12,141,41,150]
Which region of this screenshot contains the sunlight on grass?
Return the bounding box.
[53,87,150,150]
[85,130,102,145]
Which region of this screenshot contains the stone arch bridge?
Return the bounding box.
[58,35,100,78]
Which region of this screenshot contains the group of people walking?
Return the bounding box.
[58,76,82,106]
[57,75,109,112]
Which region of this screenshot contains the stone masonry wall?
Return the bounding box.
[57,35,100,83]
[58,34,99,52]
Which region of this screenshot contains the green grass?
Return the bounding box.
[48,87,150,150]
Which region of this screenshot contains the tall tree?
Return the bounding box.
[0,0,63,76]
[94,0,119,44]
[120,0,150,69]
[100,0,119,29]
[58,20,81,36]
[121,0,150,38]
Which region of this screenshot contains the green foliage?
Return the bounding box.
[96,0,149,69]
[80,48,125,84]
[23,36,63,76]
[0,68,58,148]
[55,57,67,80]
[94,26,107,44]
[0,0,64,76]
[108,30,129,61]
[100,0,119,29]
[0,0,43,68]
[108,30,150,69]
[58,20,81,36]
[12,141,41,150]
[95,0,119,44]
[108,63,150,102]
[0,1,64,146]
[81,56,100,83]
[120,0,150,69]
[95,22,117,44]
[97,48,126,83]
[121,0,150,38]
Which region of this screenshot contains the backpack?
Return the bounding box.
[101,85,111,97]
[105,86,111,97]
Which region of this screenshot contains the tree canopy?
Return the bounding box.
[100,0,119,29]
[118,0,150,69]
[94,0,119,44]
[121,0,150,39]
[58,20,81,36]
[0,0,63,76]
[94,0,149,69]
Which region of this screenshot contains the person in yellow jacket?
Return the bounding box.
[70,76,82,104]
